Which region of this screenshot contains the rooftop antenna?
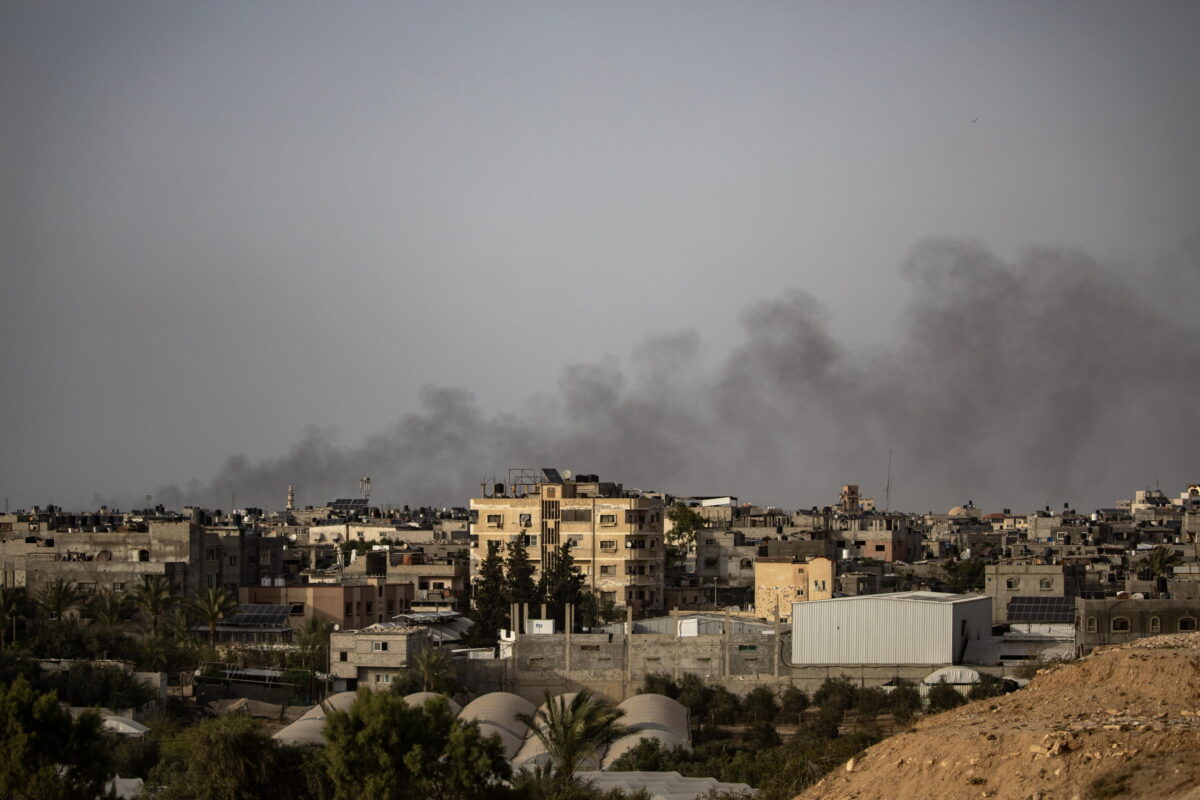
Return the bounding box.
[884,450,893,512]
[359,476,371,503]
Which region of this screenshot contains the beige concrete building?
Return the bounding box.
[240,578,415,630]
[753,556,835,622]
[330,624,432,688]
[470,473,665,612]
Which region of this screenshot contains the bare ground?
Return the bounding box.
[795,633,1200,800]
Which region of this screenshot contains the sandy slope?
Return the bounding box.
[796,633,1200,800]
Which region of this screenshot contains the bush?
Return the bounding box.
[779,685,809,720]
[853,687,889,715]
[813,676,857,713]
[967,673,1018,701]
[640,672,680,699]
[742,687,779,723]
[745,720,780,748]
[926,678,966,712]
[888,681,922,724]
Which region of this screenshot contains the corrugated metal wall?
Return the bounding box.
[791,596,990,665]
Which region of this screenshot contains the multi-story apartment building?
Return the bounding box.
[470,472,665,612]
[0,518,283,596]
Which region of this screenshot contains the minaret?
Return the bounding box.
[287,484,295,512]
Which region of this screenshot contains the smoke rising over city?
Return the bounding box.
[165,238,1200,513]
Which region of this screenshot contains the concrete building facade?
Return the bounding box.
[753,556,834,621]
[470,474,665,612]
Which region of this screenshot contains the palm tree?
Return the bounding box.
[515,690,627,785]
[1139,546,1184,580]
[409,646,458,694]
[0,586,26,650]
[131,575,177,637]
[37,579,83,622]
[163,606,196,641]
[189,587,239,646]
[295,616,332,701]
[89,587,132,631]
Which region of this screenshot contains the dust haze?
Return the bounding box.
[158,238,1200,514]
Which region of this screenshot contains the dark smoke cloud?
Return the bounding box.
[161,238,1200,514]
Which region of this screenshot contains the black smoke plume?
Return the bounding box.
[163,238,1200,513]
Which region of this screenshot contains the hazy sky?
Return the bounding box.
[3,2,1198,513]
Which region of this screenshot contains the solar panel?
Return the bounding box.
[541,468,563,484]
[221,604,292,628]
[1006,596,1075,623]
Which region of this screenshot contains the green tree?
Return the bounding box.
[189,588,238,646]
[324,690,510,800]
[779,685,810,722]
[888,680,922,724]
[1139,545,1184,580]
[515,690,627,787]
[0,677,114,800]
[132,575,179,637]
[539,543,585,629]
[466,540,509,647]
[408,646,458,694]
[149,714,301,800]
[743,686,779,723]
[505,536,540,615]
[37,578,84,622]
[576,589,623,628]
[295,616,333,702]
[89,586,132,632]
[0,586,26,650]
[665,502,707,549]
[926,678,966,712]
[942,558,985,592]
[813,676,858,714]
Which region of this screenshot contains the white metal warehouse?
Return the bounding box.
[790,591,992,665]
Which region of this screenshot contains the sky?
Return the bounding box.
[2,1,1198,514]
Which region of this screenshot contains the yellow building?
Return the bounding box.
[753,556,835,622]
[470,472,665,612]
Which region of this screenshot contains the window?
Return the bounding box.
[580,645,600,651]
[1006,578,1020,590]
[345,602,353,616]
[1086,616,1097,633]
[524,535,538,547]
[528,657,544,669]
[387,599,394,613]
[519,514,532,528]
[1110,617,1130,633]
[567,535,584,547]
[138,550,150,562]
[738,645,758,652]
[740,559,753,570]
[78,582,96,594]
[1180,617,1198,632]
[227,555,237,567]
[874,544,886,552]
[372,641,389,652]
[206,548,217,561]
[1039,578,1053,590]
[601,591,616,603]
[290,604,304,615]
[375,673,391,684]
[600,565,616,576]
[1150,617,1161,633]
[365,602,373,614]
[704,558,718,568]
[486,514,503,528]
[561,509,592,523]
[600,540,617,551]
[112,582,125,591]
[599,514,617,527]
[545,487,556,498]
[339,651,348,662]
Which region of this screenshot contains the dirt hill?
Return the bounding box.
[796,633,1200,800]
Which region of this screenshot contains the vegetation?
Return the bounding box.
[324,690,510,800]
[516,690,628,787]
[0,677,115,800]
[465,540,509,647]
[665,502,708,549]
[942,558,986,592]
[132,575,179,637]
[189,587,239,646]
[538,543,585,629]
[926,677,967,712]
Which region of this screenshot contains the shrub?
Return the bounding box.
[926,678,966,712]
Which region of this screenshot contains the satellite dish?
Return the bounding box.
[562,469,573,480]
